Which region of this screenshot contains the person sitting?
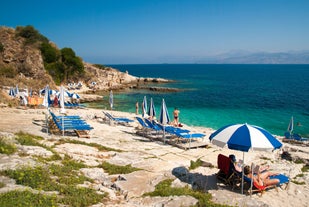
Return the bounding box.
[229,154,242,173]
[244,165,280,187]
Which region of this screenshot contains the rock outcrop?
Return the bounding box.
[0,26,172,93]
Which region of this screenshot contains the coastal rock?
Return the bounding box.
[18,145,54,158]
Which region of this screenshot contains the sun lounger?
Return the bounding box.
[103,111,134,124]
[49,110,93,137]
[284,131,309,142]
[242,172,290,196]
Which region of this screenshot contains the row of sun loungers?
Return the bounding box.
[135,116,206,149]
[216,154,290,196]
[49,110,93,138]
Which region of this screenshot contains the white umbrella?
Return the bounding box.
[15,84,19,95]
[59,86,66,114]
[142,96,148,118]
[159,98,170,143]
[109,90,113,110]
[148,97,156,118]
[42,85,50,108]
[209,123,282,194]
[287,116,294,134]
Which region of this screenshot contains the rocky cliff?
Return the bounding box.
[0,26,170,93]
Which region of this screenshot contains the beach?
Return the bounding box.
[0,106,308,207]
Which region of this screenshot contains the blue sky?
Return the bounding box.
[1,0,309,64]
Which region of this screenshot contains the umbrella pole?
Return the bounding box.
[45,109,49,135]
[241,152,245,194]
[163,125,166,144]
[62,115,64,137]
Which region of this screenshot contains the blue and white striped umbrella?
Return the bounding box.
[71,93,80,99]
[148,97,156,118]
[9,87,15,97]
[159,99,170,125]
[209,123,282,194]
[209,123,282,152]
[142,96,148,118]
[159,98,170,143]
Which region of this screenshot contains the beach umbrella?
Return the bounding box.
[142,96,148,118]
[159,98,170,143]
[42,85,51,108]
[9,87,15,97]
[287,116,294,134]
[109,90,113,110]
[15,84,19,95]
[148,97,156,118]
[209,123,282,194]
[59,86,66,114]
[71,93,80,99]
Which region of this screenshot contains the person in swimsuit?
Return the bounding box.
[244,165,279,187]
[173,107,180,126]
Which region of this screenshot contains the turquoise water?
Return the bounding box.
[85,64,309,137]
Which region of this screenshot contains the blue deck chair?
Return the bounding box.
[103,111,134,124]
[49,110,93,137]
[284,131,309,142]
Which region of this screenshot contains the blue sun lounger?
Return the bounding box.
[49,110,93,137]
[103,111,134,124]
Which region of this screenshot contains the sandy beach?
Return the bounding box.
[0,106,308,207]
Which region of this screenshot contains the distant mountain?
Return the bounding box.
[196,51,309,64]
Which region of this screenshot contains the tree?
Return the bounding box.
[60,47,84,81]
[40,42,59,63]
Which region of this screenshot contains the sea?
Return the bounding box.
[85,64,309,137]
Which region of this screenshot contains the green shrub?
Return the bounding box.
[144,179,230,207]
[0,138,17,155]
[2,166,57,191]
[0,65,18,78]
[0,190,58,207]
[57,139,123,152]
[0,182,5,188]
[40,42,59,63]
[99,161,141,175]
[15,131,43,146]
[189,158,203,170]
[16,25,49,45]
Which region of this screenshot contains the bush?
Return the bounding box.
[99,161,141,174]
[0,65,18,78]
[40,42,59,63]
[16,25,49,45]
[0,42,4,53]
[0,138,17,155]
[0,190,58,207]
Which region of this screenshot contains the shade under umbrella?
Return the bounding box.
[159,98,170,143]
[142,96,148,118]
[148,97,156,118]
[209,123,282,194]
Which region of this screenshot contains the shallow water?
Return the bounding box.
[85,64,309,137]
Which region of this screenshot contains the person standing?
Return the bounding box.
[135,102,139,114]
[173,107,180,126]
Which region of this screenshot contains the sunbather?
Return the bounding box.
[244,165,279,187]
